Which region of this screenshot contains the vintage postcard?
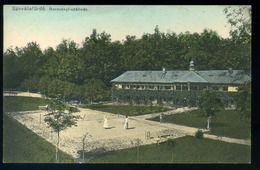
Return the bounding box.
[3,5,251,164]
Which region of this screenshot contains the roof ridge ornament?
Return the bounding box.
[189,58,195,71]
[162,67,166,74]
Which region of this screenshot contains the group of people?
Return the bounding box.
[104,112,165,129]
[103,115,129,130]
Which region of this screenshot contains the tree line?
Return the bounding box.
[3,26,251,103]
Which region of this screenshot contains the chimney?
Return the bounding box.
[228,68,233,74]
[162,67,166,74]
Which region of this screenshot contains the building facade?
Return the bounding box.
[111,59,251,106]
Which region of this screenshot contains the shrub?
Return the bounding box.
[195,130,204,139]
[197,90,223,117]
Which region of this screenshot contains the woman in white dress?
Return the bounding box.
[104,115,108,129]
[124,116,129,129]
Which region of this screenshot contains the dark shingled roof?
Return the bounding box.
[111,70,251,84]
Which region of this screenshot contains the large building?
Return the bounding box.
[111,59,251,106]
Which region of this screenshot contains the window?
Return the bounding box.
[165,86,171,90]
[190,85,198,91]
[213,86,219,90]
[176,86,181,90]
[149,85,154,89]
[122,85,125,89]
[199,85,207,91]
[182,86,188,91]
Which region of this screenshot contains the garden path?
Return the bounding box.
[7,106,250,163]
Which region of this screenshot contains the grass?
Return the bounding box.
[3,113,75,163]
[3,96,76,163]
[3,96,52,111]
[3,96,78,112]
[149,109,251,139]
[88,136,251,163]
[81,104,169,116]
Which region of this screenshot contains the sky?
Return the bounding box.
[4,5,236,52]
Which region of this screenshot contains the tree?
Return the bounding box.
[167,140,177,163]
[18,75,40,93]
[3,47,24,89]
[83,78,108,104]
[235,82,251,118]
[47,79,66,99]
[18,42,43,79]
[38,76,52,96]
[197,91,223,117]
[44,100,80,163]
[224,6,251,39]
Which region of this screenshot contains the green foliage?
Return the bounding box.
[224,6,251,39]
[81,104,169,116]
[83,78,108,103]
[89,136,250,163]
[158,103,164,111]
[167,140,177,151]
[112,88,237,108]
[3,48,24,89]
[129,100,134,107]
[112,88,202,107]
[44,100,80,133]
[18,75,40,92]
[235,82,251,118]
[3,113,75,163]
[149,110,250,139]
[3,26,251,101]
[44,100,80,163]
[38,76,52,95]
[149,102,153,111]
[197,91,224,116]
[195,130,204,139]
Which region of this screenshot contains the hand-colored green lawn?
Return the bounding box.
[3,113,75,163]
[81,104,169,116]
[3,96,52,111]
[149,110,251,139]
[88,136,250,163]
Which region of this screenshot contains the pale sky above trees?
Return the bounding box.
[3,5,250,52]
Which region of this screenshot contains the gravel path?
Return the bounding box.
[6,106,250,162]
[6,107,197,161]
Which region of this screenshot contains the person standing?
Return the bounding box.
[124,116,129,129]
[160,113,164,123]
[104,115,109,129]
[207,115,211,130]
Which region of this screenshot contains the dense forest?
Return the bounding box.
[3,7,251,103]
[3,28,251,103]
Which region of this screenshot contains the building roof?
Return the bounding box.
[111,70,251,84]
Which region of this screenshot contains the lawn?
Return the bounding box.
[81,104,169,116]
[88,136,251,163]
[149,110,251,139]
[3,113,75,163]
[3,96,76,163]
[3,96,52,111]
